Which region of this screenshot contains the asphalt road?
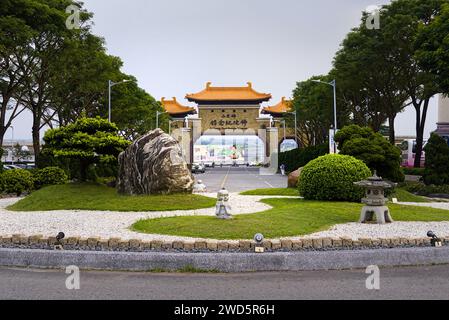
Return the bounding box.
[1,265,449,300]
[194,166,288,193]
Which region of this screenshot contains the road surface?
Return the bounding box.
[1,265,448,300]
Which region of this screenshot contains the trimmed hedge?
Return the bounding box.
[298,154,371,202]
[402,181,449,196]
[0,169,34,196]
[33,166,68,189]
[278,144,328,173]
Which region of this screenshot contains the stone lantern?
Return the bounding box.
[354,171,396,224]
[216,188,232,219]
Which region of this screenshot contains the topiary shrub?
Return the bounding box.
[33,166,68,189]
[298,154,371,202]
[423,133,449,185]
[0,169,34,196]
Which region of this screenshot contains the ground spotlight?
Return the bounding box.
[427,231,442,247]
[254,233,264,253]
[54,232,65,250]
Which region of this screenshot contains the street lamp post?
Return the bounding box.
[312,79,338,153]
[287,111,297,144]
[156,110,168,129]
[108,80,132,122]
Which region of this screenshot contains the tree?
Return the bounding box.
[332,11,411,144]
[422,133,449,185]
[291,75,349,146]
[42,117,130,181]
[381,0,447,167]
[416,3,449,94]
[335,125,404,182]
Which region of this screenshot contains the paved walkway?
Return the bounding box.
[193,166,288,192]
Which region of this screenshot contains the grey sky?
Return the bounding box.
[9,0,438,140]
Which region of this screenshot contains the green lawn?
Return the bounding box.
[390,188,430,203]
[132,198,449,240]
[8,183,216,212]
[240,188,300,196]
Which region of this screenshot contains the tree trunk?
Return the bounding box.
[32,110,41,164]
[413,98,430,168]
[388,115,396,144]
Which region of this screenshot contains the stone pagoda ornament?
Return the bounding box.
[354,171,396,224]
[216,188,232,219]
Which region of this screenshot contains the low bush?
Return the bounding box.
[402,167,425,176]
[298,154,371,202]
[0,169,34,196]
[278,143,328,173]
[402,181,449,196]
[33,166,68,189]
[423,133,449,185]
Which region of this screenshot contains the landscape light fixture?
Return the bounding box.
[254,233,265,253]
[427,231,443,247]
[54,232,65,250]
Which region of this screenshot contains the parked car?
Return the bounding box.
[2,164,23,170]
[191,163,206,174]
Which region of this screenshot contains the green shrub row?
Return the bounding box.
[402,167,425,176]
[0,167,68,196]
[278,143,328,173]
[402,181,449,196]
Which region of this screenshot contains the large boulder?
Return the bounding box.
[288,167,303,188]
[117,129,194,195]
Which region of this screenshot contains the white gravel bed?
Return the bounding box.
[0,193,286,242]
[2,197,449,241]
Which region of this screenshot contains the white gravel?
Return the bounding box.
[2,197,449,241]
[0,193,280,242]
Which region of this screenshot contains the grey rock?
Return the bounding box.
[117,129,194,195]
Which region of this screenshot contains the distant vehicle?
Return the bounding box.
[399,139,427,168]
[192,163,206,174]
[3,164,23,170]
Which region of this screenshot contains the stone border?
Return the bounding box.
[1,234,447,252]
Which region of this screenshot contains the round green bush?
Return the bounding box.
[298,154,371,202]
[33,166,68,189]
[0,169,34,196]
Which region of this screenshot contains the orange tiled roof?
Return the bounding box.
[186,82,272,102]
[161,97,196,115]
[262,97,293,114]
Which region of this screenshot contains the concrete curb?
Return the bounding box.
[1,247,449,272]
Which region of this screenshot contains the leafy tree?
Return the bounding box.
[416,3,449,94]
[332,11,411,144]
[335,125,404,182]
[291,75,349,146]
[422,133,449,185]
[42,117,130,181]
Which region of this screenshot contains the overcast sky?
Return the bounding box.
[9,0,438,141]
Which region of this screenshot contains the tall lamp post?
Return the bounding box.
[287,110,297,145]
[108,80,131,122]
[156,110,168,129]
[312,79,337,153]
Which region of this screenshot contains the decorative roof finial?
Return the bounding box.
[161,97,165,102]
[247,82,252,88]
[172,97,177,102]
[206,82,212,89]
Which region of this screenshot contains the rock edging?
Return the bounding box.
[1,235,447,252]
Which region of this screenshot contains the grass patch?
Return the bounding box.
[240,188,300,196]
[8,183,216,212]
[132,198,449,240]
[390,188,430,203]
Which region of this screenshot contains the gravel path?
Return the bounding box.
[1,198,449,241]
[0,193,280,242]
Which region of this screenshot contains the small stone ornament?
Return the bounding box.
[354,171,396,224]
[193,180,207,193]
[428,231,443,247]
[215,188,232,219]
[54,232,65,250]
[254,233,265,253]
